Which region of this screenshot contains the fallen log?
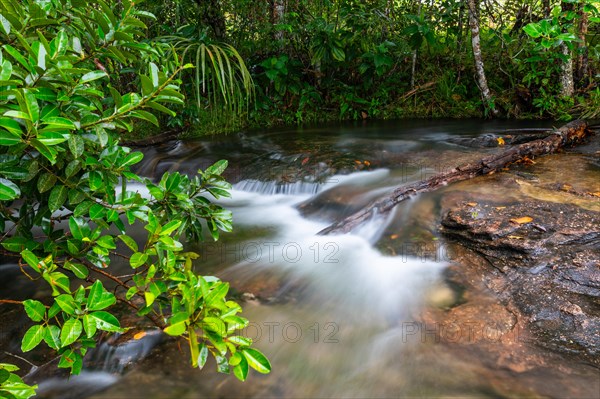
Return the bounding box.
[318,119,592,235]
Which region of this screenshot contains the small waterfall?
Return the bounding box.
[85,329,163,374]
[234,179,322,195]
[32,330,163,398]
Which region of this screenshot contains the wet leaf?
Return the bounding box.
[60,318,82,347]
[510,216,533,224]
[242,348,271,374]
[133,331,147,340]
[561,184,573,192]
[23,299,46,322]
[21,325,45,352]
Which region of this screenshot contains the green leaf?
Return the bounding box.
[89,311,122,332]
[37,172,56,193]
[0,130,21,146]
[242,348,271,374]
[64,261,88,279]
[82,314,97,338]
[21,250,41,272]
[163,312,188,336]
[55,294,77,315]
[43,116,76,130]
[146,101,176,116]
[139,74,153,95]
[118,234,138,252]
[23,91,40,122]
[0,178,20,201]
[23,300,46,322]
[44,324,61,350]
[60,318,83,347]
[68,135,84,158]
[159,220,182,236]
[204,282,229,308]
[80,70,107,84]
[69,217,90,240]
[204,160,228,176]
[149,62,159,87]
[197,343,209,369]
[3,45,34,73]
[202,317,226,335]
[0,117,23,135]
[1,236,35,253]
[89,203,105,220]
[0,368,9,385]
[31,139,58,163]
[523,23,543,38]
[227,335,253,346]
[88,170,103,191]
[331,46,345,61]
[21,325,45,352]
[48,184,68,212]
[144,290,155,306]
[87,280,116,311]
[96,235,116,250]
[233,356,249,381]
[37,131,68,146]
[129,252,147,268]
[120,152,144,168]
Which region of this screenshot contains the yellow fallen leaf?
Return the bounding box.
[510,216,533,224]
[363,160,371,166]
[466,202,478,207]
[561,184,573,191]
[133,331,147,340]
[390,234,398,240]
[497,137,505,146]
[589,192,600,198]
[495,206,506,210]
[507,235,523,239]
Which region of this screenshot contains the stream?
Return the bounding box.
[1,119,599,398]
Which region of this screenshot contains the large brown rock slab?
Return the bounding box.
[441,199,600,365]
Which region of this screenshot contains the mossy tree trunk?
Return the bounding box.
[466,0,499,117]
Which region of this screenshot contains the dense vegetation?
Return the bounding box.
[140,0,599,134]
[0,1,269,398]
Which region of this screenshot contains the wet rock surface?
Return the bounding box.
[440,197,600,366]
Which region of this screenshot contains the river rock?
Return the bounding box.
[440,199,600,365]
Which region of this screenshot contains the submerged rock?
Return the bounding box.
[440,199,600,365]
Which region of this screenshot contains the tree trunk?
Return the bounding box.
[318,120,590,235]
[197,0,226,40]
[559,2,575,97]
[466,0,498,117]
[411,0,423,89]
[575,5,589,86]
[560,43,575,97]
[456,1,465,51]
[271,0,285,41]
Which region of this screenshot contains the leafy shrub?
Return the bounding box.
[0,1,269,397]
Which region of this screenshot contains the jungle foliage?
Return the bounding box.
[143,0,599,130]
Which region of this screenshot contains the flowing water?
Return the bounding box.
[2,119,599,398]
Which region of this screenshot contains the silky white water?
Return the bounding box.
[198,169,448,397]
